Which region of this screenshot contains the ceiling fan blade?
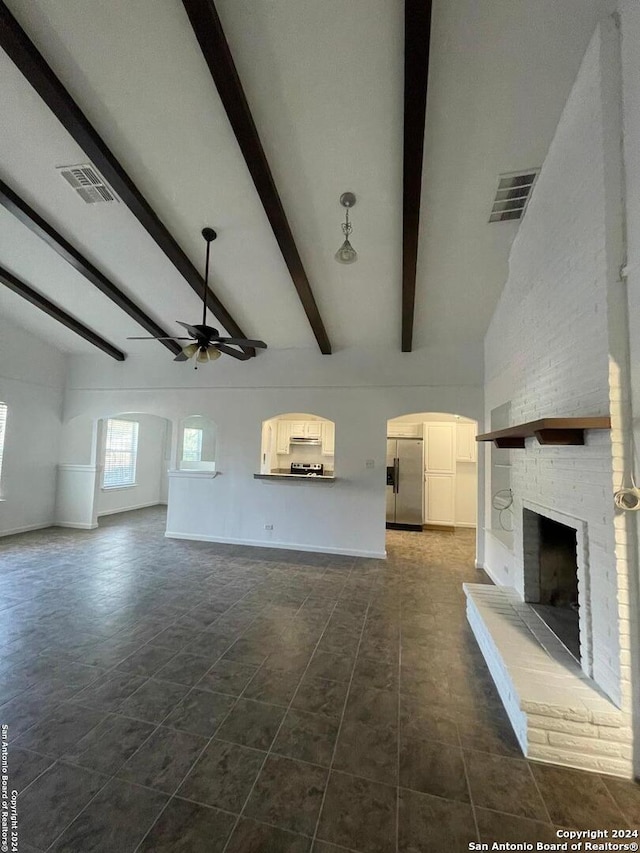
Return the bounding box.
[175,321,201,337]
[215,343,252,361]
[126,336,193,340]
[212,337,267,348]
[173,351,189,362]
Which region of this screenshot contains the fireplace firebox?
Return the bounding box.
[523,509,580,661]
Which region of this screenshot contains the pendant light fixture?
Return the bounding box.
[335,192,358,264]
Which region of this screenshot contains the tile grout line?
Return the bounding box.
[128,583,314,853]
[40,761,119,853]
[132,573,348,853]
[526,762,554,826]
[219,583,353,852]
[309,598,373,850]
[35,572,269,853]
[459,737,481,843]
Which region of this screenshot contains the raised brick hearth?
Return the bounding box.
[464,585,633,777]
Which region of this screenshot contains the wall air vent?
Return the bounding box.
[489,170,539,223]
[57,164,117,204]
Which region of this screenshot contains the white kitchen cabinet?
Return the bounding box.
[306,421,323,439]
[288,421,322,438]
[276,421,293,454]
[456,422,477,462]
[423,423,456,473]
[423,422,456,525]
[388,421,421,438]
[275,420,327,453]
[321,421,335,456]
[425,474,456,525]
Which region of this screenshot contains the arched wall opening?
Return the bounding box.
[386,412,478,533]
[178,415,218,472]
[95,413,172,522]
[260,412,335,476]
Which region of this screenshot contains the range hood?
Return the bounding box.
[289,436,321,446]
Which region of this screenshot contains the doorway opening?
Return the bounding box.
[96,413,172,526]
[386,413,478,535]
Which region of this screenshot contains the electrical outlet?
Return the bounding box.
[365,459,375,469]
[264,524,273,530]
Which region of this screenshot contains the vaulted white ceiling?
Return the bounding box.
[0,0,614,360]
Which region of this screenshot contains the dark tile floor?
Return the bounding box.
[1,507,638,852]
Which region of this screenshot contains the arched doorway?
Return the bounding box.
[95,412,172,526]
[385,412,478,535]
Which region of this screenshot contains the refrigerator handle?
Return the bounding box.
[394,457,400,494]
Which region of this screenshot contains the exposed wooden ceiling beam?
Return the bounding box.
[402,0,433,352]
[0,180,184,359]
[181,0,332,355]
[0,0,255,357]
[0,265,125,361]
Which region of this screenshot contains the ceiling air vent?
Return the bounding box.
[489,170,538,223]
[58,164,117,204]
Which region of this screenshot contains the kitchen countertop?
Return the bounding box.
[253,473,336,481]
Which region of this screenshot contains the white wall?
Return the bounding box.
[96,414,169,517]
[483,19,626,707]
[0,316,66,536]
[62,346,484,559]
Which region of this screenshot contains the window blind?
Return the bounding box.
[182,427,203,462]
[103,418,139,488]
[0,403,7,485]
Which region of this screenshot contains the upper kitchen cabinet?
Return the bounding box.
[276,421,293,454]
[290,421,323,439]
[388,421,422,437]
[423,423,456,473]
[321,421,335,456]
[456,422,477,462]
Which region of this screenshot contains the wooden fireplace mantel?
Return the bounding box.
[476,417,611,449]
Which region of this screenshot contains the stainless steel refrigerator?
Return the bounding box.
[386,437,423,530]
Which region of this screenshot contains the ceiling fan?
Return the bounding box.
[127,227,267,367]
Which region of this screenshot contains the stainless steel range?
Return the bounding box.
[290,462,324,476]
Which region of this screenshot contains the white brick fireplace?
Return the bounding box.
[473,16,636,778]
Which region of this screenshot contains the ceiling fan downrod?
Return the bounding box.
[201,227,216,328]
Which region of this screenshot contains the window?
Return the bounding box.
[178,416,216,471]
[182,427,203,462]
[0,403,7,487]
[103,418,139,488]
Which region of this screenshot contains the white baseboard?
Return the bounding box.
[0,521,53,537]
[165,530,386,560]
[97,501,163,518]
[56,521,99,530]
[455,522,477,529]
[479,562,502,585]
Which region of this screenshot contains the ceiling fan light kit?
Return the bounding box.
[335,192,358,265]
[126,227,267,367]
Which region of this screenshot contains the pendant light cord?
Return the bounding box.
[343,207,351,238]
